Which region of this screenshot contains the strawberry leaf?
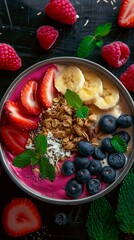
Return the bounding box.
[111,135,127,153]
[35,134,47,155]
[13,149,36,168]
[116,169,134,235]
[77,35,96,58]
[94,22,112,37]
[76,106,89,118]
[38,156,55,181]
[65,89,82,109]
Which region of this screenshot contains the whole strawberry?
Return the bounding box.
[37,25,59,50]
[0,43,22,71]
[45,0,77,25]
[120,64,134,92]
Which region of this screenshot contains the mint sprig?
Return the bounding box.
[111,135,127,153]
[12,134,55,182]
[65,89,89,118]
[77,22,112,58]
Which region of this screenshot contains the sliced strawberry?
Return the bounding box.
[1,125,29,155]
[118,0,134,28]
[21,80,41,116]
[2,198,41,237]
[4,100,38,131]
[39,66,57,108]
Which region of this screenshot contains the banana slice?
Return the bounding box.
[94,79,119,110]
[54,66,85,94]
[77,71,103,104]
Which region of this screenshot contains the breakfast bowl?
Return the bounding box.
[0,57,134,205]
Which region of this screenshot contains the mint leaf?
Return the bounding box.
[96,39,103,47]
[77,35,96,58]
[13,149,36,168]
[35,134,47,155]
[111,135,127,153]
[86,197,119,240]
[65,89,82,109]
[94,22,112,37]
[116,169,134,234]
[38,156,55,181]
[30,157,39,166]
[76,106,89,118]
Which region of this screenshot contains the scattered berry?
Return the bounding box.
[65,179,83,198]
[54,212,67,226]
[37,25,59,50]
[74,156,90,169]
[113,131,130,144]
[117,114,133,128]
[45,0,77,25]
[100,166,116,183]
[120,64,134,92]
[2,198,41,237]
[107,152,126,169]
[101,138,115,153]
[86,179,101,195]
[93,147,106,160]
[99,115,117,134]
[76,169,90,183]
[0,43,22,71]
[77,141,95,157]
[88,160,102,175]
[118,0,134,28]
[62,160,75,176]
[101,41,130,68]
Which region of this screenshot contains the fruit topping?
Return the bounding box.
[37,25,59,50]
[100,166,116,183]
[93,147,106,160]
[107,152,126,169]
[101,41,130,68]
[1,125,29,155]
[74,156,90,170]
[21,80,41,116]
[55,66,85,94]
[86,179,101,195]
[76,169,90,183]
[117,114,133,128]
[101,138,115,153]
[120,64,134,92]
[45,0,77,25]
[77,141,95,157]
[99,115,117,134]
[2,198,41,237]
[118,0,134,28]
[61,160,75,176]
[88,160,102,175]
[54,212,68,226]
[0,43,22,71]
[39,66,57,108]
[4,100,38,131]
[65,179,83,198]
[113,131,130,144]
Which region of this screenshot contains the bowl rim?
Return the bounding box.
[0,56,134,205]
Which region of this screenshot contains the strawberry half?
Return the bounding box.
[1,125,29,155]
[39,66,57,108]
[118,0,134,28]
[21,80,41,116]
[4,100,38,131]
[2,198,41,237]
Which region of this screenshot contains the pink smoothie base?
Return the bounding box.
[2,63,107,200]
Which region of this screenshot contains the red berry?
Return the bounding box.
[120,64,134,92]
[118,0,134,28]
[0,43,22,71]
[37,25,59,50]
[101,41,130,68]
[45,0,77,25]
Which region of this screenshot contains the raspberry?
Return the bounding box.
[45,0,77,25]
[120,64,134,92]
[37,25,59,50]
[101,41,130,68]
[0,43,22,71]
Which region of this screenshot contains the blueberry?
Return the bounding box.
[54,212,67,226]
[93,147,106,160]
[77,141,95,157]
[62,161,75,176]
[100,166,116,183]
[107,152,126,169]
[99,115,117,134]
[65,179,83,198]
[113,131,130,144]
[101,138,115,153]
[76,169,90,183]
[117,114,133,128]
[86,179,101,195]
[88,160,102,175]
[74,156,90,169]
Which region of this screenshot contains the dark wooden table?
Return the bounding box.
[0,1,134,239]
